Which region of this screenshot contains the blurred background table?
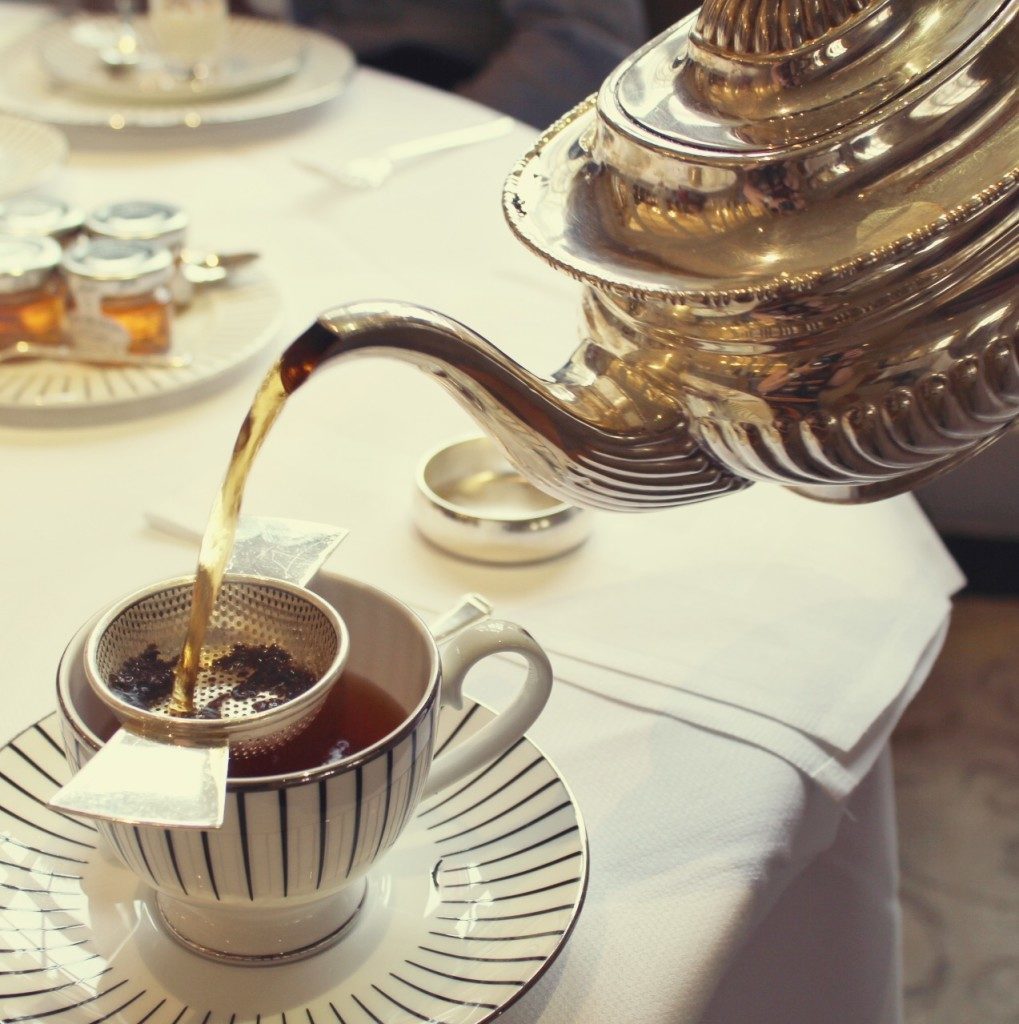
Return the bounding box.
[0,5,961,1023]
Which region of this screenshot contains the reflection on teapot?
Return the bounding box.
[291,0,1018,511]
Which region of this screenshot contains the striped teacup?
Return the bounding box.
[56,573,553,965]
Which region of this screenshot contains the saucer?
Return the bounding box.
[0,278,282,426]
[38,17,305,106]
[0,703,587,1023]
[0,22,353,130]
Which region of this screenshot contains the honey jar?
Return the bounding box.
[62,238,174,355]
[0,235,67,347]
[0,196,85,246]
[85,199,192,306]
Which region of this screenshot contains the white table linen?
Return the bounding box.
[153,479,960,798]
[0,8,956,1022]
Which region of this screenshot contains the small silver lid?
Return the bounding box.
[63,237,174,292]
[0,234,62,294]
[85,199,188,245]
[0,195,85,240]
[414,436,590,564]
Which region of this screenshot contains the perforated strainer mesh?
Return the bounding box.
[90,578,343,756]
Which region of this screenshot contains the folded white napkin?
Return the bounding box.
[546,616,947,798]
[514,563,951,752]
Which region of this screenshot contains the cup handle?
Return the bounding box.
[421,619,552,798]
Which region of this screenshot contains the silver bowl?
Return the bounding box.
[414,436,590,564]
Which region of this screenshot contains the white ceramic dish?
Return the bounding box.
[38,16,304,105]
[0,701,587,1023]
[0,23,353,130]
[0,279,282,425]
[0,113,68,198]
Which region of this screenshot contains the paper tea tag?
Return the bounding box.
[227,517,350,585]
[49,729,229,829]
[145,513,350,587]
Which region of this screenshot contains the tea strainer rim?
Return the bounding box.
[83,573,349,749]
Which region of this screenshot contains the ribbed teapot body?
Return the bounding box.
[508,0,1019,503]
[578,185,1019,500]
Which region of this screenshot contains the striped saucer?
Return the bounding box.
[0,702,588,1024]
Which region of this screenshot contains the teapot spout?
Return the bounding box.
[281,301,748,511]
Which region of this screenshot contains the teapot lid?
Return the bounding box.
[504,0,1019,305]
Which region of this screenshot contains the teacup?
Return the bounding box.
[56,573,552,965]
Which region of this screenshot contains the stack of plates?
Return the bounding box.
[0,15,355,129]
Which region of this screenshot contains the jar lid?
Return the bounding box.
[0,234,62,294]
[63,237,174,288]
[504,0,1019,306]
[0,196,85,240]
[85,200,188,243]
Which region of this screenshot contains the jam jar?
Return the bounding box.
[62,238,174,355]
[0,235,67,347]
[0,196,85,247]
[85,199,191,305]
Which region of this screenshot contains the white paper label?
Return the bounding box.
[66,312,131,354]
[68,277,105,316]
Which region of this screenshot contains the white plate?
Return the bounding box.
[0,702,587,1024]
[0,113,68,198]
[0,23,353,130]
[0,280,282,425]
[39,16,304,105]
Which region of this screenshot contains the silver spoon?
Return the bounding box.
[180,249,260,283]
[293,116,516,189]
[180,249,261,285]
[0,342,192,369]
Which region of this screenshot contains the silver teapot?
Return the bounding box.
[296,0,1019,510]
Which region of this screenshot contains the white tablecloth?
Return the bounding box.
[0,9,956,1022]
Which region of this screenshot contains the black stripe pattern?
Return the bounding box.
[3,703,586,1024]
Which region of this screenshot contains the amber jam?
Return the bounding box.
[62,237,174,354]
[0,235,66,347]
[96,292,173,353]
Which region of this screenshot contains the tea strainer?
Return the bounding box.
[51,572,349,829]
[89,574,347,752]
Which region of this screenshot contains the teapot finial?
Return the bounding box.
[694,0,872,54]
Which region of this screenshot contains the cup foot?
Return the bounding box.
[155,881,367,966]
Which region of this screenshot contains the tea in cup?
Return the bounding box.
[56,573,552,964]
